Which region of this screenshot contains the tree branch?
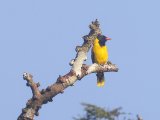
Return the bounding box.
[17,20,118,120]
[23,73,42,100]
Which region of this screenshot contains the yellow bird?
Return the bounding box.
[91,34,111,87]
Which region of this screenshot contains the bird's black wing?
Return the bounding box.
[91,48,95,63]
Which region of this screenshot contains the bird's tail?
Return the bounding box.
[96,72,105,87]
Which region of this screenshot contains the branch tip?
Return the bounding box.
[23,72,28,80]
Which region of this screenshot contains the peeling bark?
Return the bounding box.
[17,20,118,120]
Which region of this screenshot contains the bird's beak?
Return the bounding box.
[106,37,112,40]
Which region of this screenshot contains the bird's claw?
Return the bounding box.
[107,61,112,65]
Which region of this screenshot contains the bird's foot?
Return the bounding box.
[107,61,112,65]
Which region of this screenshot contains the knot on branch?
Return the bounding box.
[23,108,35,120]
[36,82,40,87]
[46,86,52,91]
[35,106,42,116]
[32,95,39,100]
[69,59,75,66]
[57,70,76,84]
[83,35,95,44]
[26,99,32,107]
[81,64,89,75]
[41,89,46,94]
[75,46,82,52]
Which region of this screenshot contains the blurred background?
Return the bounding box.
[0,0,160,119]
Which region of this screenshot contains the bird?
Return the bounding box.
[91,34,111,87]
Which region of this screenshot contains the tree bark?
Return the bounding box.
[17,20,118,120]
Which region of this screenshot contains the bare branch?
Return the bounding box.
[72,19,101,77]
[23,72,42,99]
[17,20,118,120]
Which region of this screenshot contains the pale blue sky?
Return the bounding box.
[0,0,160,120]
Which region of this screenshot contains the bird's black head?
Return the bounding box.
[97,35,107,46]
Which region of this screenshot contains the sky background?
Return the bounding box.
[0,0,160,120]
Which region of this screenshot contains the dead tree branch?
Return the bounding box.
[17,20,118,120]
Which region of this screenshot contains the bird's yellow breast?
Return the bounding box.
[92,38,108,65]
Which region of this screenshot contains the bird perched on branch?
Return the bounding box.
[91,34,111,87]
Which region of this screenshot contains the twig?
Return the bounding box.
[23,73,42,100]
